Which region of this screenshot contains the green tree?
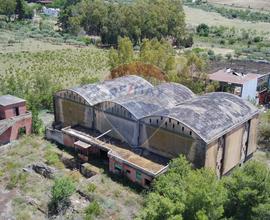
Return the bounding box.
[108,37,134,70]
[30,107,44,135]
[139,38,175,72]
[118,37,134,64]
[59,0,186,46]
[196,24,210,37]
[138,156,227,220]
[223,161,270,220]
[0,0,16,22]
[50,0,67,8]
[172,52,208,94]
[15,0,25,20]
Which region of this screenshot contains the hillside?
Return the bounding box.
[208,0,270,11]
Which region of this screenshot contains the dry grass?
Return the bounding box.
[0,29,80,53]
[184,6,270,38]
[0,136,143,219]
[208,0,270,11]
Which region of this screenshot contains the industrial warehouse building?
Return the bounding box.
[47,75,259,187]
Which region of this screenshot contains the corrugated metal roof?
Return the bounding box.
[0,95,25,107]
[150,92,259,144]
[69,75,153,106]
[209,69,259,85]
[110,83,196,119]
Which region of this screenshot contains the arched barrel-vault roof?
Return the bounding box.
[56,75,153,106]
[103,82,196,119]
[145,92,259,144]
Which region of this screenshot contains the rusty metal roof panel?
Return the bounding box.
[69,75,153,106]
[150,92,259,144]
[110,82,196,119]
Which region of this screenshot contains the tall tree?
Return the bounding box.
[223,161,270,220]
[138,156,228,220]
[58,0,187,46]
[0,0,16,22]
[15,0,25,20]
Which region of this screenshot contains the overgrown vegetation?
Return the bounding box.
[109,37,218,93]
[0,136,143,219]
[138,156,270,220]
[84,201,102,220]
[49,176,76,214]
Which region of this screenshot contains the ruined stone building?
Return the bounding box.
[0,95,32,145]
[47,75,259,187]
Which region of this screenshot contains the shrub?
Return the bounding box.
[87,183,97,193]
[253,36,263,43]
[45,149,60,166]
[196,23,209,37]
[84,201,102,220]
[67,170,82,183]
[6,172,28,190]
[49,176,76,214]
[52,177,76,203]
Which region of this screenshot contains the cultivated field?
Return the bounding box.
[208,0,270,11]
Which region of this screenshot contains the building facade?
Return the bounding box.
[47,75,259,187]
[209,68,270,105]
[0,95,32,145]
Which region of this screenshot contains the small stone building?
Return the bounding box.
[0,95,32,145]
[47,76,259,187]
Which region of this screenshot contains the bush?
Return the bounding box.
[138,156,227,220]
[84,201,102,220]
[196,23,209,37]
[138,156,270,220]
[49,176,76,214]
[6,172,28,190]
[87,183,97,193]
[223,161,270,220]
[45,149,59,166]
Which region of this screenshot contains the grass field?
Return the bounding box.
[0,136,143,219]
[184,6,270,38]
[208,0,270,11]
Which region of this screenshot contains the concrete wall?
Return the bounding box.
[205,117,259,176]
[55,96,93,129]
[109,156,153,188]
[46,128,64,145]
[204,140,218,171]
[94,109,138,146]
[139,117,206,168]
[242,79,257,101]
[247,116,259,156]
[222,125,245,174]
